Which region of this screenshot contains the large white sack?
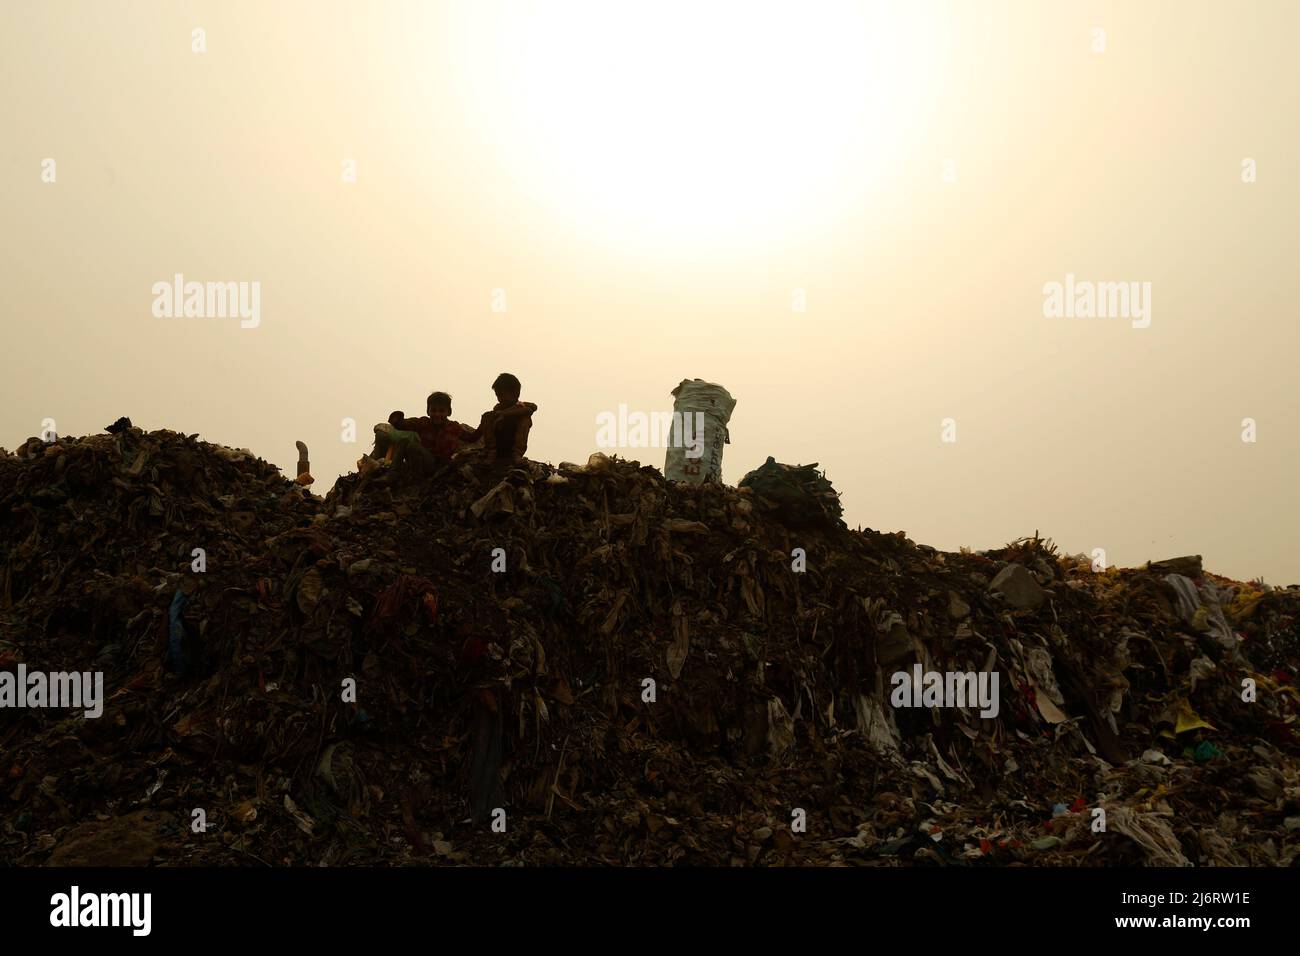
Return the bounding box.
[664,379,736,483]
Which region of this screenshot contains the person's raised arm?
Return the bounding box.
[496,401,537,420]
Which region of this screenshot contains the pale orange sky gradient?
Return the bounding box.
[2,1,1297,583]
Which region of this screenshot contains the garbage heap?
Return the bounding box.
[1,429,1297,867]
[739,456,845,529]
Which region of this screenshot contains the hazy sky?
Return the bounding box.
[3,1,1297,583]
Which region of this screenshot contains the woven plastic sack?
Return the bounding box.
[664,379,736,484]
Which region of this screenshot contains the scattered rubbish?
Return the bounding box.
[0,429,1295,866]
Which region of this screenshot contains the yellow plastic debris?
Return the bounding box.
[1175,700,1215,734]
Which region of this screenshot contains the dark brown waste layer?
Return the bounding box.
[1,429,1297,866]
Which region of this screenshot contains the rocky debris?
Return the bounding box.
[1149,555,1204,578]
[988,563,1046,610]
[947,591,971,620]
[1,429,1297,867]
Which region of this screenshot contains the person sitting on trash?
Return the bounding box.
[468,373,537,465]
[394,392,479,464]
[369,410,431,473]
[370,392,474,473]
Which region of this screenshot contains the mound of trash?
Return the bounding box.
[739,456,845,528]
[1,427,1297,866]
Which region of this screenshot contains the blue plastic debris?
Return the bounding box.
[169,589,189,676]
